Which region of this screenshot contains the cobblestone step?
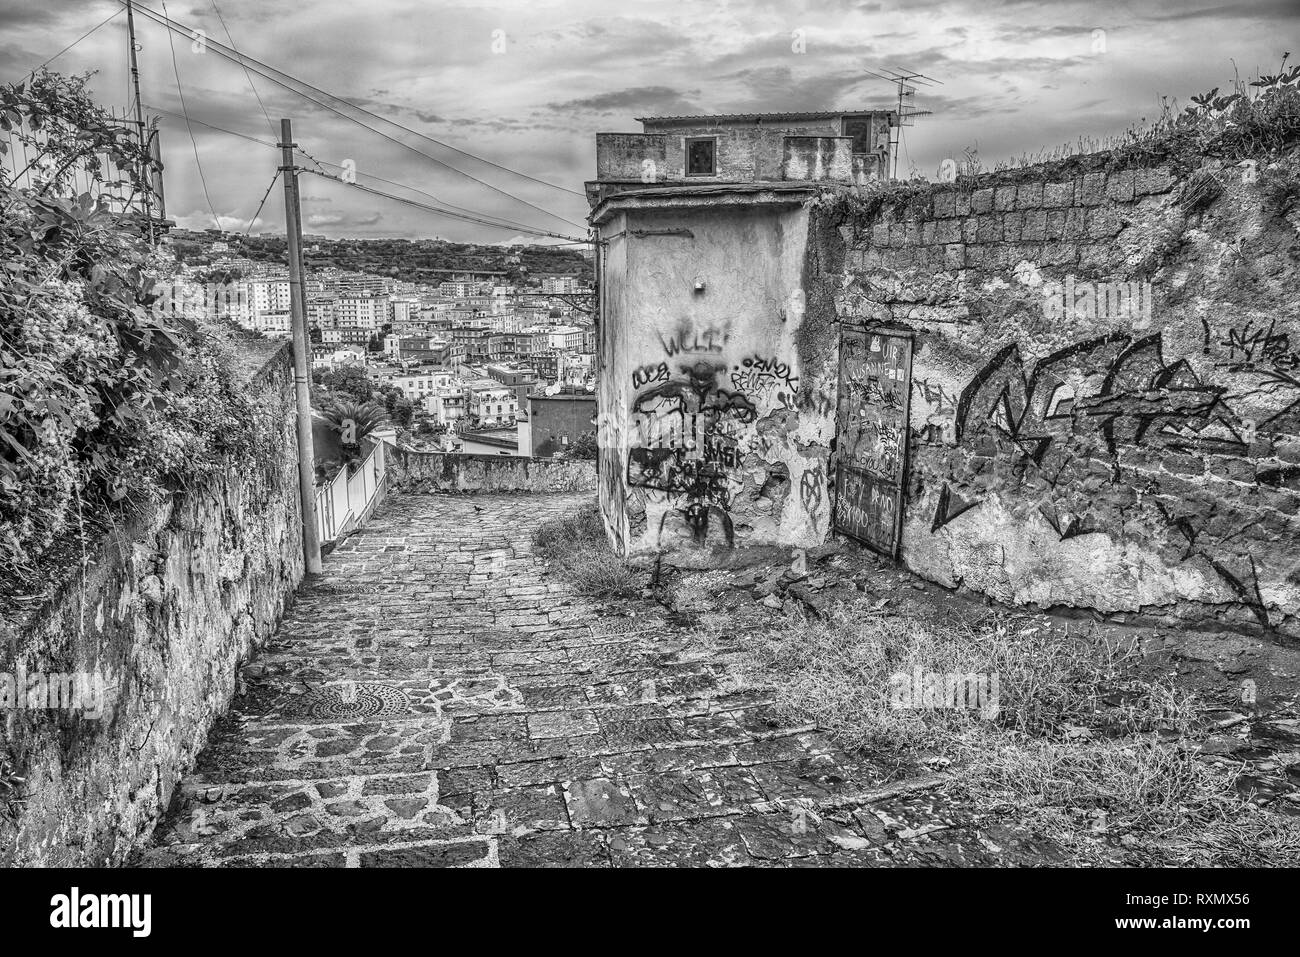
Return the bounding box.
[141,492,969,868]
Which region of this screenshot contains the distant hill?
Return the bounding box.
[168,231,593,285]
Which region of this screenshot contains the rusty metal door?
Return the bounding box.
[833,325,913,557]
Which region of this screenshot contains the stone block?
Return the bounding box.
[1106,169,1136,202]
[1135,166,1176,195]
[1022,209,1048,241]
[1043,181,1074,207]
[934,219,962,244]
[1078,172,1106,206]
[1016,182,1044,208]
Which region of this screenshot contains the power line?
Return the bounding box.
[159,0,220,229]
[244,169,279,235]
[302,169,588,244]
[141,103,570,239]
[303,168,587,242]
[174,9,584,198]
[335,92,587,198]
[306,157,568,238]
[120,1,587,229]
[206,0,276,138]
[13,8,125,83]
[143,103,276,148]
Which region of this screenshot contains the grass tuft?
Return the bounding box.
[532,503,641,598]
[736,599,1298,863]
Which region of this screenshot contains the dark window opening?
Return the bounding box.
[685,137,716,176]
[842,118,873,154]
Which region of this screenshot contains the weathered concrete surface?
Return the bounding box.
[387,450,596,494]
[595,197,835,559]
[138,492,1066,867]
[1,346,304,867]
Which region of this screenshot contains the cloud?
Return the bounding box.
[4,0,1293,241]
[306,211,384,227]
[1141,0,1300,22]
[547,86,702,116]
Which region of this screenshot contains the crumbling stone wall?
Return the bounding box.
[0,344,305,866]
[388,450,597,494]
[817,148,1300,637]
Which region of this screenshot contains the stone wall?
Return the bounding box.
[387,450,597,494]
[815,147,1300,637]
[0,343,305,866]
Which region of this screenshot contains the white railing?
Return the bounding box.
[314,437,389,545]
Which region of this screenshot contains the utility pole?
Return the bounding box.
[125,1,154,242]
[147,119,166,221]
[279,118,323,575]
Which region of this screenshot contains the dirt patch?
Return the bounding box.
[647,539,1300,866]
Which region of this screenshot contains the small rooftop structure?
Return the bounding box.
[587,108,896,208]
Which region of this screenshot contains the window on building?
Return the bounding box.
[842,117,874,154]
[685,137,716,176]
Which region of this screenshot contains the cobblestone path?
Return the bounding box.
[141,493,1062,867]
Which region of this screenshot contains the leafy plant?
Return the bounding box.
[1,70,157,200]
[567,430,598,460]
[320,398,389,465]
[0,70,269,580]
[312,364,375,404]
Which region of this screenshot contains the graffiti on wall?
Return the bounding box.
[657,322,730,357]
[730,355,799,411]
[625,343,805,547]
[913,378,959,442]
[799,461,825,518]
[1207,318,1300,430]
[627,361,758,546]
[835,329,912,556]
[931,330,1298,628]
[631,362,670,388]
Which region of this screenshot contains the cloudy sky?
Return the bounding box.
[1,0,1295,242]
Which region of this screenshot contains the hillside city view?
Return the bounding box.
[167,229,597,463]
[1,0,1297,939]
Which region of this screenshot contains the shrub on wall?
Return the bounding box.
[0,71,274,582]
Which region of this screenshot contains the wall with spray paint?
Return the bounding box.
[817,148,1300,637]
[593,192,838,557]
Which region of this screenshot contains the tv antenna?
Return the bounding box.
[863,67,941,180]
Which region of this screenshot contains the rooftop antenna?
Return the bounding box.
[863,67,940,180]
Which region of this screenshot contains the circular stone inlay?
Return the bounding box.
[286,683,411,720]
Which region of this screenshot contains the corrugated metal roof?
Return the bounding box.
[635,109,892,124]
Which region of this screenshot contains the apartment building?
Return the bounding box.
[423,389,467,427]
[541,275,583,294]
[546,325,586,351]
[465,379,518,426]
[331,274,392,297]
[390,367,456,400]
[307,297,337,328]
[336,295,386,332]
[390,297,420,326]
[321,328,370,346]
[438,280,481,298]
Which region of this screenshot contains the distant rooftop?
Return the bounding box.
[635,109,892,125]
